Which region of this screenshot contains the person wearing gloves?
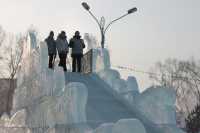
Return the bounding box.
[56,31,69,71]
[69,31,86,72]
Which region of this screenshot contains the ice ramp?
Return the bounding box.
[64,72,162,133]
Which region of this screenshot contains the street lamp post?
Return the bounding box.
[82,2,137,49]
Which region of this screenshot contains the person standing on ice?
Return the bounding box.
[45,31,57,69]
[56,31,69,71]
[69,31,86,72]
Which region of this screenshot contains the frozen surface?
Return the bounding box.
[98,69,139,102]
[98,69,121,88]
[135,86,177,125]
[112,119,146,133]
[93,123,114,133]
[91,119,146,133]
[157,125,186,133]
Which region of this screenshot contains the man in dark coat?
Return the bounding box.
[69,31,85,72]
[45,31,57,69]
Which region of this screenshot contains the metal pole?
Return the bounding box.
[88,10,105,48]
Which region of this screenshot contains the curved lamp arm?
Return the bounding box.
[104,7,137,34]
[88,11,102,29]
[104,13,129,34]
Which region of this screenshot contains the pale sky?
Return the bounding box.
[0,0,200,90]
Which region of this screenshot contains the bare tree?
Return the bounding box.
[0,26,6,63]
[0,31,25,115]
[149,58,200,119]
[0,26,6,46]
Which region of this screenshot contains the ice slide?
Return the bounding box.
[64,72,170,133]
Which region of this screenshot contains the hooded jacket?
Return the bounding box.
[45,37,57,55]
[56,36,69,54]
[69,36,85,55]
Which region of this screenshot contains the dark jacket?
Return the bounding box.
[69,36,85,55]
[45,37,57,55]
[56,36,69,54]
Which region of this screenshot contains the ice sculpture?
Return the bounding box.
[4,28,186,133]
[98,68,139,101]
[135,86,177,125]
[11,30,89,133]
[97,67,179,129]
[98,69,121,88]
[92,48,111,72]
[84,33,99,51]
[126,76,139,94]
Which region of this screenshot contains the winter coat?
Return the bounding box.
[45,37,57,55]
[69,36,85,55]
[56,38,69,54]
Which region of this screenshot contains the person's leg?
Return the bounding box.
[72,55,77,72]
[63,54,67,71]
[77,55,82,72]
[49,54,54,69]
[58,54,62,67]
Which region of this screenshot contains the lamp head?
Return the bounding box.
[82,2,90,11]
[128,7,137,14]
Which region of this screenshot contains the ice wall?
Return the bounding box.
[97,68,183,132]
[135,86,177,125]
[92,48,111,72]
[98,68,139,98]
[11,30,89,133]
[26,82,88,128]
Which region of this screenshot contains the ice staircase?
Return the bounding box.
[64,72,162,133]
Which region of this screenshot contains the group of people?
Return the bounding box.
[45,30,85,72]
